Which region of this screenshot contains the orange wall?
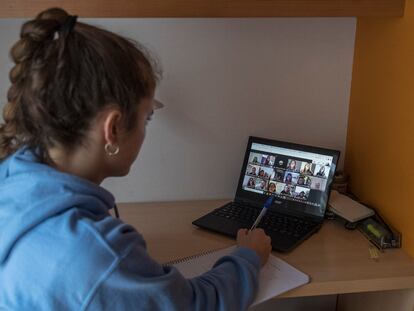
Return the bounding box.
[346,0,414,256]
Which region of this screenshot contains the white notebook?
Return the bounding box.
[165,245,310,306]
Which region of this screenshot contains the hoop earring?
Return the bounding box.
[105,143,119,156]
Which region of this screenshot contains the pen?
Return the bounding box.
[250,195,275,230]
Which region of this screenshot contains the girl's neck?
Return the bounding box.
[48,144,105,184]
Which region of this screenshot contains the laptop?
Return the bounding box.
[192,136,340,252]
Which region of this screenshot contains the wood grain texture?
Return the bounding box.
[0,0,405,18]
[117,199,414,298]
[346,0,414,259]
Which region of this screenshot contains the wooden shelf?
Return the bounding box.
[0,0,405,18]
[117,199,414,298]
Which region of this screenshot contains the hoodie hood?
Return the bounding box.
[0,147,115,264]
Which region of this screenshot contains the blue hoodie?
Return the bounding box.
[0,148,261,311]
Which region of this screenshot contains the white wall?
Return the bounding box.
[0,18,356,202]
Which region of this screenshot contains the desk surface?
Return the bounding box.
[118,199,414,298]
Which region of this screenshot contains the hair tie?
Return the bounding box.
[60,15,78,36]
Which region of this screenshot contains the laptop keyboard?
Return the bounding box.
[212,202,316,238]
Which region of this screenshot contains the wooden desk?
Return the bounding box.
[117,199,414,298]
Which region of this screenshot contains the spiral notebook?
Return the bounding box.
[165,245,310,306]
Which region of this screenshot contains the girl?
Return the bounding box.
[316,165,326,177]
[0,8,271,311]
[285,172,293,184]
[247,177,256,188]
[288,159,296,171]
[268,182,276,193]
[301,162,313,175]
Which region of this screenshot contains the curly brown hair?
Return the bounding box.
[0,7,160,162]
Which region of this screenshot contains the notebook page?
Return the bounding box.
[169,245,310,306]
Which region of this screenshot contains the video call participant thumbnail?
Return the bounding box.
[287,159,301,172]
[310,176,327,191]
[257,166,274,180]
[280,185,293,196]
[261,155,275,166]
[294,186,310,200]
[249,152,262,164]
[243,176,256,188]
[270,169,285,182]
[247,164,260,176]
[297,175,307,186]
[255,179,268,190]
[268,182,276,193]
[300,162,314,175]
[273,155,290,169]
[284,172,299,184]
[314,165,329,178]
[274,182,287,194]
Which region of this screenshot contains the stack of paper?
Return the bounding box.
[328,190,374,223]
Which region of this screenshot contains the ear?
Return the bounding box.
[103,108,123,145]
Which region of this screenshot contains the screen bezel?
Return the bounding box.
[234,136,340,222]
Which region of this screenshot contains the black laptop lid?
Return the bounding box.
[235,137,340,221]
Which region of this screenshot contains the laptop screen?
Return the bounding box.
[236,137,339,219]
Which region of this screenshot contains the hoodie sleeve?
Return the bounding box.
[84,242,261,311]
